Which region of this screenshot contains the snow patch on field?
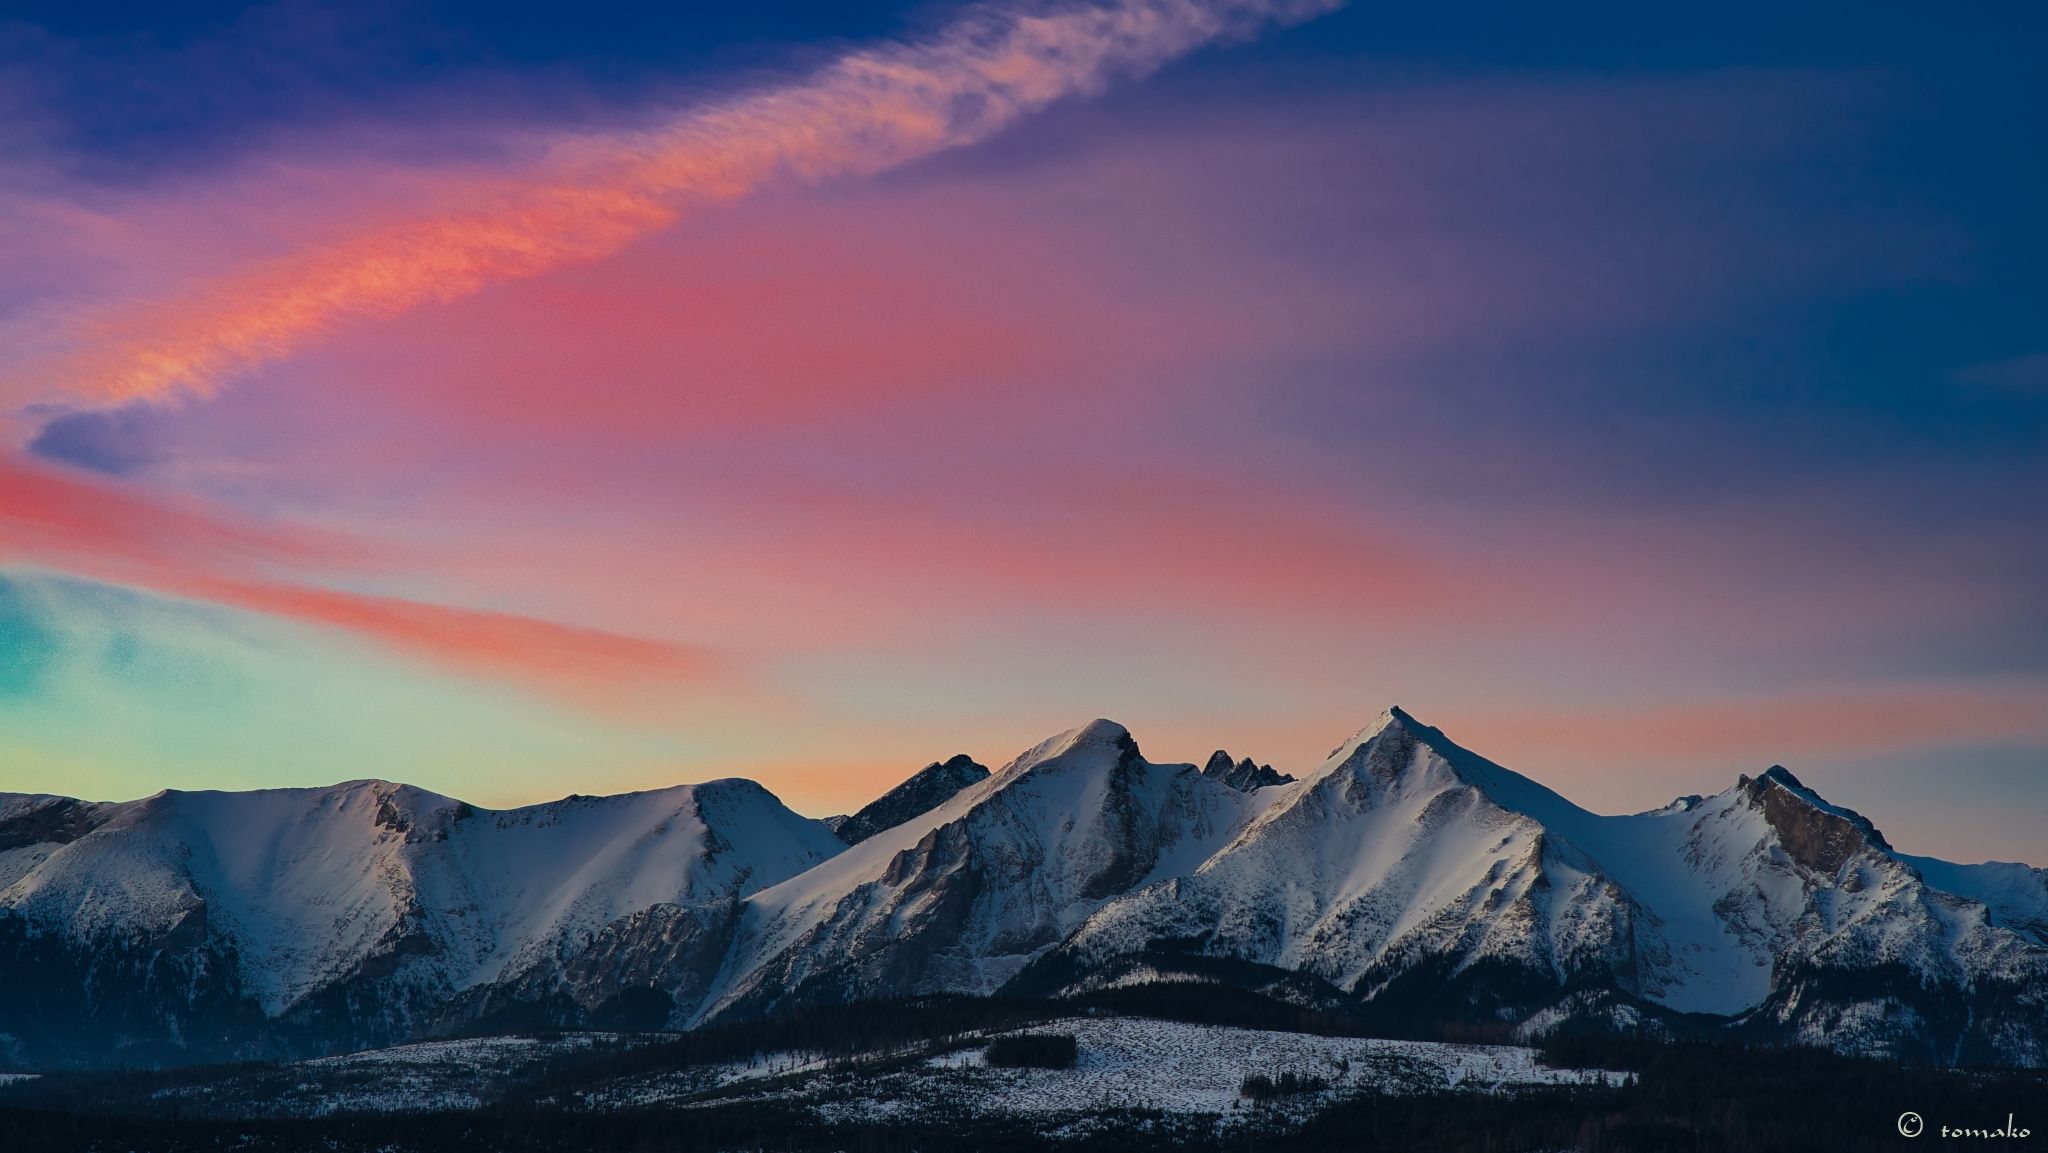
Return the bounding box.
[679,1017,1627,1126]
[929,1018,1623,1114]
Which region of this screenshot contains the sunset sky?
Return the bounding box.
[1,0,2042,862]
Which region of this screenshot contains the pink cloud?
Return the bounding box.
[0,452,710,696]
[52,71,1945,663]
[2,0,1339,410]
[298,193,1129,447]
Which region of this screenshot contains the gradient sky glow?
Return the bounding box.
[1,0,2043,862]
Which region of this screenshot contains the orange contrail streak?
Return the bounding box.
[30,0,1342,407]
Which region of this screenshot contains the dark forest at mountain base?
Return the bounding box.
[2,1043,2039,1153]
[2,999,2042,1153]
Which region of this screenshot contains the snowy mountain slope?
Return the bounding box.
[833,755,990,846]
[697,720,1260,1021]
[0,796,119,877]
[1897,855,2048,947]
[1,783,466,1014]
[409,778,846,992]
[2,706,2044,1067]
[1052,710,1654,1012]
[0,778,842,1063]
[1044,710,2048,1061]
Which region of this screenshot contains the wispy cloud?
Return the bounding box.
[0,452,709,693]
[13,0,1338,409]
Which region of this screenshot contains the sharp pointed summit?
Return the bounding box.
[1739,762,1895,868]
[1325,704,1419,756]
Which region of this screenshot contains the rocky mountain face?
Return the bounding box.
[1200,750,1294,791]
[832,755,990,846]
[3,709,2044,1069]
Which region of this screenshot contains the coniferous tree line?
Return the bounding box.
[2,990,2042,1151]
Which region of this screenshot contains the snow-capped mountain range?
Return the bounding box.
[3,708,2044,1068]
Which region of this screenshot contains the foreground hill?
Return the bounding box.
[2,708,2043,1067]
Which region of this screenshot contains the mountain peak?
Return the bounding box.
[1002,719,1138,782]
[1375,703,1420,731]
[1758,764,1804,790]
[1310,706,1590,835]
[1327,705,1419,757]
[1070,717,1131,744]
[834,754,991,846]
[1328,704,1463,764]
[1740,764,1893,869]
[1026,718,1134,765]
[1200,750,1294,792]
